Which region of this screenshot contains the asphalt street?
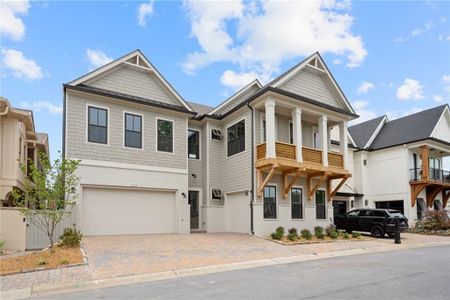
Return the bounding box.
[36,245,450,300]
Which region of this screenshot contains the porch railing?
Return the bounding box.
[410,168,450,183]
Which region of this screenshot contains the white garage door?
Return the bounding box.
[82,187,176,236]
[226,192,250,233]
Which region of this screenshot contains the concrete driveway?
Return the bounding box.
[82,233,449,280]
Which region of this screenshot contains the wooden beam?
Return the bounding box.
[308,172,328,200]
[330,175,350,200]
[443,189,450,208]
[421,145,429,181]
[426,185,444,208]
[257,164,277,196]
[410,183,427,207]
[283,170,302,198]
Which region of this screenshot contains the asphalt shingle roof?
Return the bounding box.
[348,116,386,148]
[187,101,214,116]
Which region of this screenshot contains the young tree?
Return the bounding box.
[13,152,80,252]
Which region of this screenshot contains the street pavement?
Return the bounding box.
[36,245,450,300]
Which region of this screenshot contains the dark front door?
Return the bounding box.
[333,201,347,219]
[188,191,199,230]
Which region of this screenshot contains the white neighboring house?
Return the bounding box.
[64,49,360,237]
[348,105,450,224]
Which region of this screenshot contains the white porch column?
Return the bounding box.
[339,121,348,169]
[319,115,328,166]
[292,107,302,162]
[265,99,276,159]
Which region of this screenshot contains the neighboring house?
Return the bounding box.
[348,105,450,224]
[0,97,49,206]
[64,50,358,237]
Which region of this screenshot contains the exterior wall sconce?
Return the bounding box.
[182,193,187,199]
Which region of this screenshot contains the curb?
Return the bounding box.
[2,241,450,299]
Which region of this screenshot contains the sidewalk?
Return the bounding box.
[1,233,449,300]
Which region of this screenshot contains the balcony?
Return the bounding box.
[410,168,450,184]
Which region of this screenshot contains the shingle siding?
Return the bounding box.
[86,65,179,106]
[66,91,187,169]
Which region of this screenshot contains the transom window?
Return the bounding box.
[124,113,142,148]
[316,190,326,219]
[88,106,107,144]
[188,129,199,159]
[157,119,173,153]
[227,120,245,157]
[263,186,276,219]
[291,187,303,219]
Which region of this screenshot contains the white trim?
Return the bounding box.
[290,185,305,220]
[260,112,278,143]
[206,122,210,206]
[156,117,175,154]
[122,110,144,150]
[210,127,223,142]
[225,116,247,159]
[209,79,262,115]
[188,188,202,231]
[76,158,188,174]
[188,128,201,160]
[263,183,278,221]
[363,116,388,149]
[347,131,357,148]
[430,106,450,138]
[85,103,110,146]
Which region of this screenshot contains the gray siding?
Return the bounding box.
[279,69,342,109]
[208,122,225,204]
[277,115,290,143]
[87,65,180,106]
[66,91,187,169]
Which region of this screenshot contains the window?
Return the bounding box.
[157,119,173,152]
[315,190,326,219]
[212,188,224,200]
[313,127,319,149]
[363,159,367,166]
[291,188,303,219]
[188,130,199,159]
[262,120,266,142]
[88,106,107,144]
[347,210,359,218]
[211,129,222,140]
[227,120,245,156]
[289,122,293,144]
[124,113,142,148]
[264,186,277,219]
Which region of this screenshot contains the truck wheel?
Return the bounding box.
[370,226,384,238]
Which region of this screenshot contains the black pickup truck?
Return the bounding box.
[334,209,408,238]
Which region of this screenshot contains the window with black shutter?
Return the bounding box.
[227,120,245,157]
[188,129,199,159]
[125,113,142,148]
[157,119,173,153]
[88,106,107,144]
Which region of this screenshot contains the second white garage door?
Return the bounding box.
[82,187,176,236]
[226,192,250,233]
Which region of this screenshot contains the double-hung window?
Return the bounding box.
[124,113,142,148]
[263,186,277,219]
[227,120,245,157]
[157,119,173,153]
[188,129,199,159]
[88,106,107,144]
[291,187,303,219]
[316,190,326,219]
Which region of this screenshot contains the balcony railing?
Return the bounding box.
[409,168,450,183]
[256,142,344,168]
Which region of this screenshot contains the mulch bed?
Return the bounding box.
[267,235,372,245]
[0,246,84,276]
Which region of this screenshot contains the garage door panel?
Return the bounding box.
[83,188,176,236]
[226,193,250,233]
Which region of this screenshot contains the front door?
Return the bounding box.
[188,191,199,230]
[333,201,347,219]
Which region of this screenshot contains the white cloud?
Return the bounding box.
[357,81,375,94]
[183,0,367,87]
[441,74,450,94]
[20,101,62,114]
[137,1,154,27]
[387,107,423,120]
[0,1,29,41]
[396,79,424,101]
[438,34,450,41]
[220,70,259,91]
[434,95,444,103]
[410,21,434,36]
[1,48,43,80]
[351,100,377,124]
[86,49,113,69]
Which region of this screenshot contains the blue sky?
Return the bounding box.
[1,0,449,161]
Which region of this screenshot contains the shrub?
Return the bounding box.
[271,231,283,240]
[352,231,361,238]
[59,226,82,247]
[287,233,297,241]
[343,232,350,239]
[288,227,298,236]
[37,257,48,265]
[0,240,5,250]
[415,211,450,231]
[60,258,70,265]
[301,229,312,240]
[314,226,324,237]
[276,226,285,236]
[325,224,336,237]
[329,231,339,239]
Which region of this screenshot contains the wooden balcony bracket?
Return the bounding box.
[327,174,351,201]
[257,163,278,197]
[283,168,305,198]
[443,189,450,208]
[307,171,330,200]
[410,183,428,207]
[426,185,444,208]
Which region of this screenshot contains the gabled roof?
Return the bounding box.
[348,116,387,149]
[187,101,214,116]
[67,49,193,111]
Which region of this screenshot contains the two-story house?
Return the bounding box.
[0,97,49,207]
[64,50,358,237]
[348,105,450,224]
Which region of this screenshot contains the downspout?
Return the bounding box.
[247,102,255,235]
[62,87,66,159]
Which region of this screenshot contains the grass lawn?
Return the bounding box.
[0,246,83,276]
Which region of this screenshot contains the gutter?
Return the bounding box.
[247,102,255,235]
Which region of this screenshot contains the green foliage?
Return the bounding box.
[343,232,350,239]
[352,231,361,238]
[37,257,48,265]
[314,226,324,237]
[0,240,5,250]
[59,226,82,247]
[12,152,80,252]
[60,258,70,265]
[301,229,312,240]
[271,231,283,240]
[415,211,450,231]
[288,227,298,236]
[329,231,339,239]
[325,224,336,237]
[275,226,285,235]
